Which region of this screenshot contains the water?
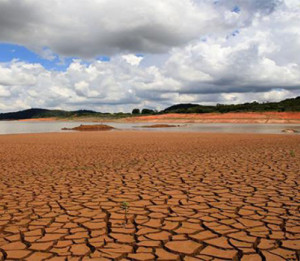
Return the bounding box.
[0,121,299,135]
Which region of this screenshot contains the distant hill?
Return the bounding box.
[163,103,216,113]
[1,96,300,120]
[0,108,129,120]
[162,96,300,114]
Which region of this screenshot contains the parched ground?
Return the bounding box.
[0,132,299,261]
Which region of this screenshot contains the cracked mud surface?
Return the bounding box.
[0,132,299,261]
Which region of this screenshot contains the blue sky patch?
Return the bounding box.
[232,30,240,37]
[0,43,74,71]
[226,30,240,40]
[0,43,113,70]
[232,6,241,13]
[97,56,110,62]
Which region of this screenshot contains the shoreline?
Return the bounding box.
[0,129,299,137]
[9,119,300,124]
[1,122,300,136]
[1,114,300,135]
[7,111,300,124]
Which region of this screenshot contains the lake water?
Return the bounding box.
[0,121,299,135]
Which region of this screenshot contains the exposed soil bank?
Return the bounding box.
[124,112,300,124]
[18,117,57,122]
[0,132,299,259]
[14,112,300,124]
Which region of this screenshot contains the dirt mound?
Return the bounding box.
[62,124,115,131]
[138,124,180,128]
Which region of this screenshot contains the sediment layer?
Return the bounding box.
[124,112,300,124]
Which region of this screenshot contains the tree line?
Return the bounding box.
[132,96,300,115]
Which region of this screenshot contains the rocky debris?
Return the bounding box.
[282,128,298,133]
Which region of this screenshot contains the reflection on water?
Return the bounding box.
[0,121,299,135]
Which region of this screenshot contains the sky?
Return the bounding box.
[0,0,300,113]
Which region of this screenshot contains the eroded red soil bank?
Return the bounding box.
[124,112,300,124]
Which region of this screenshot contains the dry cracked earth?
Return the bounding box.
[0,132,299,261]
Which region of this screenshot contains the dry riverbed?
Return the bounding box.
[0,132,299,260]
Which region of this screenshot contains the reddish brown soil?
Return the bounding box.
[18,118,57,122]
[62,124,115,131]
[0,132,299,260]
[13,112,300,124]
[124,112,300,124]
[138,124,179,128]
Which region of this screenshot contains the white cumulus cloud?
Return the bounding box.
[0,0,300,112]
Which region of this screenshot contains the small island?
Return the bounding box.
[62,124,115,131]
[282,128,298,134]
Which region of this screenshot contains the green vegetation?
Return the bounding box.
[0,108,132,120]
[162,96,300,114]
[290,150,295,157]
[0,96,300,120]
[141,108,157,114]
[120,201,129,226]
[132,108,140,114]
